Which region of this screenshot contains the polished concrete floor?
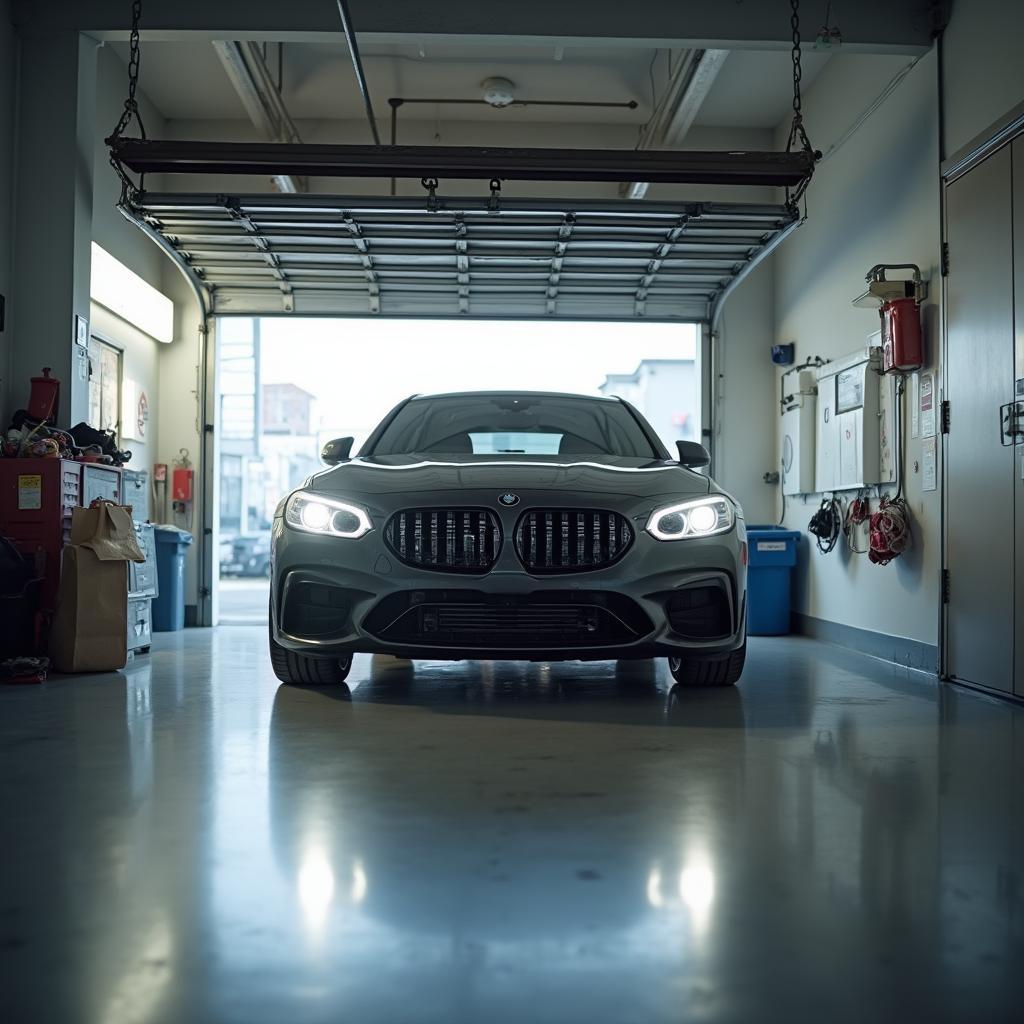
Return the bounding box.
[1,630,1022,1023]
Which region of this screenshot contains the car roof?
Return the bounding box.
[409,390,621,403]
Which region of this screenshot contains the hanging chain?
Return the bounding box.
[787,0,812,154]
[110,0,146,141]
[108,0,146,204]
[784,0,819,212]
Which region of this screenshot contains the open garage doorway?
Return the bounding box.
[214,317,701,624]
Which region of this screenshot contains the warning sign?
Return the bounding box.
[18,475,42,510]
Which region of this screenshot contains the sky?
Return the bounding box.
[259,317,698,442]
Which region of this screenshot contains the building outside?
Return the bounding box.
[218,318,263,537]
[260,382,322,527]
[598,357,698,453]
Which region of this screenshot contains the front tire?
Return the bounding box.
[668,642,746,688]
[269,627,352,686]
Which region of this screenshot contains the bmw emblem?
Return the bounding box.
[498,493,521,507]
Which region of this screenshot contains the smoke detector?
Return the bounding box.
[481,77,516,108]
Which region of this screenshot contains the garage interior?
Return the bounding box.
[1,1,1023,1020]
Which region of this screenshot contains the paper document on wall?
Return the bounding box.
[919,372,936,438]
[922,436,937,491]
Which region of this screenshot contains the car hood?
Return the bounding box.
[305,454,711,501]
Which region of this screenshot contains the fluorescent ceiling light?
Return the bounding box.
[90,242,174,343]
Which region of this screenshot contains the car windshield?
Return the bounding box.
[368,393,663,458]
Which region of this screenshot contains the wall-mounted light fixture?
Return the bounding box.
[90,242,174,343]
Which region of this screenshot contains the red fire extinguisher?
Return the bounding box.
[881,297,923,374]
[172,449,194,530]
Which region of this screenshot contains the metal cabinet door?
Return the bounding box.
[1014,137,1024,698]
[945,146,1015,692]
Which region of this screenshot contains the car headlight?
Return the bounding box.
[646,495,735,540]
[284,490,372,539]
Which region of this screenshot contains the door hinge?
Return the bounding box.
[941,241,950,277]
[199,585,212,599]
[941,569,950,604]
[940,399,951,433]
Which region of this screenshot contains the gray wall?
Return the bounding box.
[942,0,1024,157]
[92,43,166,291]
[715,259,776,525]
[769,2,1024,652]
[771,51,941,648]
[91,42,167,470]
[0,0,16,420]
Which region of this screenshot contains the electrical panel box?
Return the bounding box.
[781,369,817,495]
[815,349,894,491]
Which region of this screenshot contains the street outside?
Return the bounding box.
[218,578,269,623]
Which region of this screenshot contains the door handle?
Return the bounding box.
[1000,401,1024,446]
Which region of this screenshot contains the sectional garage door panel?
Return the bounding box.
[124,193,799,320]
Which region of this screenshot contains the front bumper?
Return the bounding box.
[270,512,747,662]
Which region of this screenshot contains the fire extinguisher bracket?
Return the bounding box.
[853,264,926,375]
[851,264,928,308]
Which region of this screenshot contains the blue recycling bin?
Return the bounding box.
[746,525,802,636]
[152,526,194,632]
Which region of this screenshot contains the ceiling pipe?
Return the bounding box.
[335,0,382,146]
[624,49,730,200]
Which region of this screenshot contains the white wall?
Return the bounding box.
[942,0,1024,157]
[771,51,941,649]
[0,0,14,421]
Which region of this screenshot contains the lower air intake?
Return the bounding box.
[364,590,652,648]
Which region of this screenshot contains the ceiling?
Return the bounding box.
[692,49,831,128]
[110,38,831,130]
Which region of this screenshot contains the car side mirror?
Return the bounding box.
[321,436,354,465]
[676,440,710,468]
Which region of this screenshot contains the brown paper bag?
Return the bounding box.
[70,503,145,562]
[49,546,129,673]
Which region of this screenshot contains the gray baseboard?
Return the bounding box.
[792,613,938,674]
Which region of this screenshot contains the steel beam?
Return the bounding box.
[49,0,939,53]
[111,140,815,187]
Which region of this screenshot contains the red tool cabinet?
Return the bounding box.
[0,459,122,614]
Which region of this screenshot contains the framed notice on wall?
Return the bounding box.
[919,372,936,438]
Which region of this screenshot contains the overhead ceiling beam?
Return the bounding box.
[111,139,815,187]
[52,0,941,53]
[624,48,729,200]
[212,40,306,194]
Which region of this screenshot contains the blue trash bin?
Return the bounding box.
[746,525,801,636]
[152,526,194,632]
